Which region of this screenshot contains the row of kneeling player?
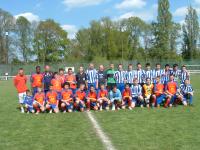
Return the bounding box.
[22,74,194,114]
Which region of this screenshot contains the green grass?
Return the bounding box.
[0,75,199,150]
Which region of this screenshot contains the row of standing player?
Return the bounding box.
[15,64,192,113]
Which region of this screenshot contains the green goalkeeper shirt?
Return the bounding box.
[106,69,116,84]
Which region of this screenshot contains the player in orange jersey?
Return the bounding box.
[122,84,132,110]
[65,68,76,94]
[46,85,59,113]
[86,85,98,111]
[165,75,182,108]
[97,84,110,111]
[61,82,73,113]
[75,84,86,112]
[33,88,45,114]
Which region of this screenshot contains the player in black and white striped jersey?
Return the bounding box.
[179,65,190,84]
[86,63,97,91]
[114,64,126,93]
[172,64,181,82]
[152,63,164,84]
[125,64,136,87]
[144,63,154,83]
[135,63,145,86]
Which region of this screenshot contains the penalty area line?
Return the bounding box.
[86,111,116,150]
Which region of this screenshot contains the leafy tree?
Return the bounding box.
[182,6,199,59]
[16,16,33,63]
[33,19,69,64]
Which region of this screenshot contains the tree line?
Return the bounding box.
[0,0,199,65]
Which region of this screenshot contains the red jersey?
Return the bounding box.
[88,91,97,99]
[122,89,131,98]
[46,91,58,105]
[165,81,178,95]
[51,79,62,92]
[61,89,73,100]
[34,92,45,105]
[75,90,86,101]
[98,89,108,98]
[31,73,43,88]
[65,74,76,89]
[154,83,165,96]
[13,75,28,93]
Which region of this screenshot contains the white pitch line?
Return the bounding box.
[86,111,116,150]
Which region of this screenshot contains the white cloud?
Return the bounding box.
[115,0,146,10]
[15,12,40,22]
[174,6,188,17]
[62,0,106,9]
[118,11,154,21]
[61,24,78,39]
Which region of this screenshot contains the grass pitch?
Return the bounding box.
[0,75,200,150]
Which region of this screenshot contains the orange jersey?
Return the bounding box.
[51,79,62,92]
[143,84,154,97]
[166,81,178,95]
[59,75,66,84]
[154,83,165,96]
[75,90,86,101]
[88,91,97,99]
[31,73,43,88]
[61,89,73,100]
[46,91,58,104]
[122,89,131,98]
[34,92,45,105]
[65,74,76,89]
[98,90,108,98]
[13,75,28,93]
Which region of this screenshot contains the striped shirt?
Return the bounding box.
[86,69,97,84]
[144,70,154,82]
[180,84,193,94]
[125,70,136,84]
[161,69,172,84]
[179,71,190,84]
[152,69,164,83]
[135,69,145,84]
[131,84,142,97]
[114,70,126,84]
[172,69,181,82]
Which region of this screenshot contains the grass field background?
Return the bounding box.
[0,75,200,150]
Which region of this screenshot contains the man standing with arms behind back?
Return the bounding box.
[106,63,116,91]
[43,65,53,94]
[13,68,28,113]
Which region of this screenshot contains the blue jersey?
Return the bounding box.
[126,70,136,84]
[152,69,164,83]
[86,69,97,84]
[135,69,145,84]
[109,89,122,100]
[180,84,193,94]
[114,70,126,84]
[131,84,142,97]
[23,95,34,106]
[144,70,154,82]
[179,71,190,83]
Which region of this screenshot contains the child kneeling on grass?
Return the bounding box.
[97,84,110,111]
[109,85,122,111]
[122,84,132,110]
[46,84,59,113]
[180,79,194,106]
[33,88,45,114]
[61,82,73,113]
[23,90,34,114]
[86,85,98,111]
[75,84,86,112]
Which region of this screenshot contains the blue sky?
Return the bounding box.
[1,0,200,38]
